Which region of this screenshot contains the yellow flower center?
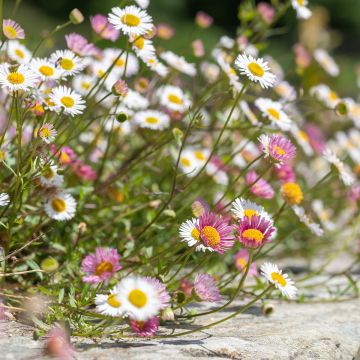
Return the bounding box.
[328,91,338,101]
[180,157,191,167]
[145,116,159,124]
[115,58,125,67]
[82,82,91,90]
[43,168,55,179]
[191,227,200,240]
[243,209,258,220]
[201,225,220,247]
[271,272,287,287]
[39,65,54,77]
[95,261,113,275]
[122,14,141,27]
[267,108,280,120]
[128,289,147,308]
[248,62,265,77]
[15,48,24,59]
[7,72,25,85]
[61,96,75,108]
[39,127,51,138]
[281,182,303,205]
[168,94,183,105]
[107,294,121,308]
[272,145,286,155]
[133,37,145,50]
[194,151,206,161]
[298,130,309,142]
[236,257,247,270]
[45,98,56,107]
[229,67,236,75]
[4,25,18,39]
[242,228,264,243]
[51,198,66,213]
[60,58,74,71]
[297,0,305,5]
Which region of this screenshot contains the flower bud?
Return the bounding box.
[134,77,149,93]
[41,257,59,272]
[161,307,175,321]
[112,80,128,97]
[69,9,84,25]
[262,302,275,316]
[335,102,348,116]
[116,112,128,123]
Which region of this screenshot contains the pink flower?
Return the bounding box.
[195,11,213,28]
[293,43,311,68]
[259,134,296,165]
[275,163,296,183]
[194,273,221,302]
[237,215,275,248]
[304,124,327,154]
[44,327,74,360]
[50,145,76,165]
[156,23,175,40]
[179,278,194,297]
[195,212,235,253]
[71,161,97,181]
[257,2,275,24]
[65,33,99,57]
[144,277,170,309]
[192,39,205,57]
[3,19,25,39]
[246,171,275,199]
[349,184,360,202]
[191,197,210,218]
[90,14,120,41]
[130,317,159,337]
[235,249,258,275]
[81,247,121,284]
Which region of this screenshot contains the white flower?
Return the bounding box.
[44,192,76,221]
[50,86,86,116]
[31,58,62,81]
[38,123,57,144]
[121,89,149,110]
[50,50,86,77]
[323,148,355,186]
[274,81,297,102]
[292,205,324,236]
[260,262,297,299]
[312,200,336,231]
[130,35,155,60]
[255,98,292,131]
[116,276,161,321]
[134,0,150,9]
[108,5,153,37]
[235,54,276,88]
[310,84,340,108]
[134,110,170,130]
[0,63,38,92]
[103,49,139,77]
[160,51,196,77]
[95,288,126,317]
[0,193,10,207]
[291,0,312,19]
[179,218,211,252]
[143,55,169,77]
[157,85,192,113]
[231,198,272,222]
[72,74,95,96]
[7,40,31,63]
[39,163,64,188]
[314,49,339,77]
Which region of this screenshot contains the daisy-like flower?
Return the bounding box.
[235,54,276,88]
[3,19,25,40]
[314,49,339,77]
[108,5,153,37]
[95,286,125,317]
[194,274,221,302]
[7,40,31,63]
[260,262,297,299]
[275,163,296,184]
[237,214,275,248]
[0,63,38,92]
[50,50,86,77]
[90,14,120,41]
[235,249,258,275]
[50,86,85,116]
[116,276,163,321]
[121,89,149,110]
[0,193,10,207]
[323,148,355,186]
[194,212,235,254]
[281,182,304,205]
[144,277,170,310]
[81,247,122,284]
[178,149,201,178]
[31,58,61,81]
[255,98,292,131]
[38,163,63,188]
[157,85,192,113]
[310,84,340,109]
[191,198,210,218]
[259,134,296,166]
[130,35,155,60]
[179,217,203,249]
[103,49,139,77]
[133,110,170,130]
[292,205,324,236]
[44,192,76,221]
[160,51,196,77]
[291,0,312,19]
[38,123,57,144]
[72,74,95,96]
[130,317,159,337]
[143,55,169,77]
[246,171,275,199]
[231,197,271,222]
[65,33,98,57]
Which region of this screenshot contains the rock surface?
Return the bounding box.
[1,298,359,360]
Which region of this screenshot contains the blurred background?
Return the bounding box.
[3,0,359,94]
